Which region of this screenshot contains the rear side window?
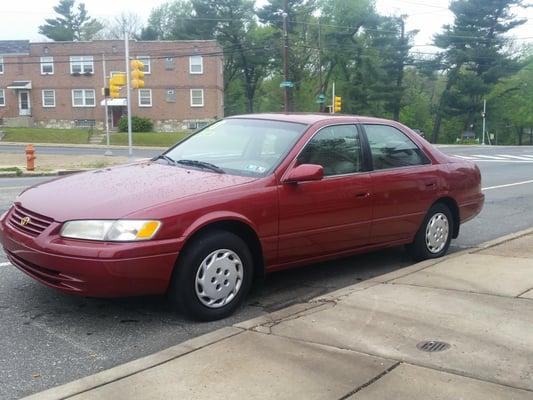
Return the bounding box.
[298,125,363,176]
[364,124,430,170]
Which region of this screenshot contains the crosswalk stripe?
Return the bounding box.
[471,155,508,160]
[497,154,533,160]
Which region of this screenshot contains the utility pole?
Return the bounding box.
[124,30,133,157]
[332,81,335,115]
[102,53,112,156]
[482,99,487,146]
[282,0,290,112]
[318,21,325,113]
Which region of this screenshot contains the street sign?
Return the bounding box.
[316,94,326,104]
[280,81,294,88]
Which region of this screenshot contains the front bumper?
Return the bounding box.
[0,211,181,298]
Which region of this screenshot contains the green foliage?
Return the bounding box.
[118,116,154,133]
[2,127,90,144]
[39,0,104,41]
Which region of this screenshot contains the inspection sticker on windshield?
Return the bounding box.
[246,164,266,173]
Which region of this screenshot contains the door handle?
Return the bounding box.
[425,182,437,189]
[355,192,370,198]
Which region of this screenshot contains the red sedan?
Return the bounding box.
[0,114,484,320]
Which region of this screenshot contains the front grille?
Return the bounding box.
[6,250,83,292]
[8,205,53,237]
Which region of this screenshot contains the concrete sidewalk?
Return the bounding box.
[24,230,533,400]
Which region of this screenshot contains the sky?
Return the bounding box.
[1,0,533,53]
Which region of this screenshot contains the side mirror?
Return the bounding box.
[283,164,324,184]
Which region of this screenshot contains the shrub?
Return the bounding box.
[118,116,153,132]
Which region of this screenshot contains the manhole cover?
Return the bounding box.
[416,340,450,352]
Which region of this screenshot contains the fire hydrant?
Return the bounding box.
[25,144,36,171]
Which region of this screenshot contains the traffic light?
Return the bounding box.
[131,60,145,89]
[334,96,342,113]
[109,73,126,99]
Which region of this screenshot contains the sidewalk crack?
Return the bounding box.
[337,361,401,400]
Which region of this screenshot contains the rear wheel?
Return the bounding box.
[168,230,253,321]
[408,203,453,261]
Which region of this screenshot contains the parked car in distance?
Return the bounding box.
[0,114,484,321]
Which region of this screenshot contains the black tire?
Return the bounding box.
[407,203,454,262]
[168,230,253,321]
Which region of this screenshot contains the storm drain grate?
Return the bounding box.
[416,340,450,352]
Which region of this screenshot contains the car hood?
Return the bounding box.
[16,162,256,222]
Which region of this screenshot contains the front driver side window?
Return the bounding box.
[297,125,362,176]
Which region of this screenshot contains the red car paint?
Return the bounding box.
[0,114,484,297]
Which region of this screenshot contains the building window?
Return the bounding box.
[72,89,95,107]
[190,89,204,107]
[70,56,94,74]
[0,89,5,106]
[42,90,55,107]
[137,56,151,74]
[0,57,4,74]
[165,88,176,103]
[164,57,174,70]
[189,56,203,74]
[138,89,152,107]
[40,57,54,74]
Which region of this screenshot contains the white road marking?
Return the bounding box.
[453,155,476,160]
[482,179,533,191]
[0,262,12,267]
[497,154,533,161]
[472,154,508,160]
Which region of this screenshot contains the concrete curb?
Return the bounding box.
[21,228,533,400]
[0,169,89,178]
[0,141,167,151]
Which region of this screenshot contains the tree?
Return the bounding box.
[430,0,527,143]
[39,0,104,41]
[97,12,144,40]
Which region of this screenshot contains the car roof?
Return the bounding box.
[227,113,394,126]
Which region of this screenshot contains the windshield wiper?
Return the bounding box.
[152,154,178,166]
[176,159,225,174]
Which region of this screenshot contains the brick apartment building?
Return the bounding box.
[0,40,224,131]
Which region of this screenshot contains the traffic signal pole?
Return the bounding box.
[102,53,112,156]
[482,99,487,146]
[124,30,133,157]
[282,0,290,112]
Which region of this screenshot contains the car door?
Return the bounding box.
[277,124,373,265]
[362,123,439,245]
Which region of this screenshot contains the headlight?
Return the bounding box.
[60,220,161,241]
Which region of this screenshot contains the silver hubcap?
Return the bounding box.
[425,213,449,254]
[195,249,243,309]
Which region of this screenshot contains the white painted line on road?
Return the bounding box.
[497,154,533,161]
[453,155,476,160]
[483,179,533,192]
[472,154,508,160]
[0,186,25,190]
[0,262,12,267]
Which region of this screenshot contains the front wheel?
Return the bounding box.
[168,230,253,321]
[407,203,453,261]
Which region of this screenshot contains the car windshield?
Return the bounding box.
[163,118,307,176]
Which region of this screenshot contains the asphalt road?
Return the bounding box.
[1,145,533,399]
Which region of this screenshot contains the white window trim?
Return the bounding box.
[0,89,5,106]
[138,89,152,107]
[42,89,56,107]
[69,56,94,74]
[40,56,54,75]
[189,56,203,74]
[0,57,4,74]
[190,89,204,107]
[137,56,151,74]
[71,89,96,107]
